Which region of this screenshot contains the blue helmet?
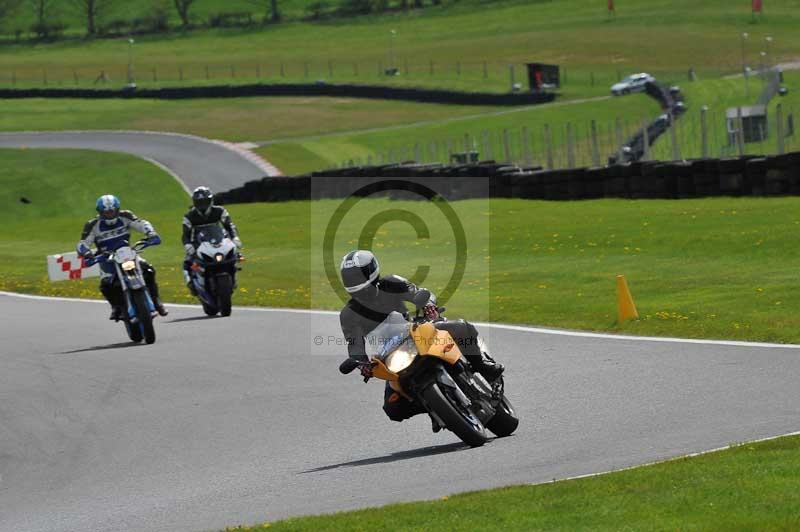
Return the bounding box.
[96,194,121,221]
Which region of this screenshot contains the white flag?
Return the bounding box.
[47,251,101,282]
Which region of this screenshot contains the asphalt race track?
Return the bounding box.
[1,292,799,532]
[0,131,271,192]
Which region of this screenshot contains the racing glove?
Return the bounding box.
[423,303,440,321]
[233,237,243,249]
[184,243,196,256]
[360,363,374,382]
[146,233,161,246]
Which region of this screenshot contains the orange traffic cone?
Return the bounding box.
[616,274,639,323]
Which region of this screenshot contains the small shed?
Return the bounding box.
[526,63,560,92]
[726,105,768,144]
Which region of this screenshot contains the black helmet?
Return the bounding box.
[192,186,213,215]
[340,250,380,293]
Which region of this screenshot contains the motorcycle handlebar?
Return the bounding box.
[339,358,360,374]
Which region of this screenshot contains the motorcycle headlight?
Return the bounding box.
[215,253,223,263]
[121,260,136,271]
[385,349,415,374]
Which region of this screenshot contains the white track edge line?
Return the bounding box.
[0,129,276,178]
[3,290,799,349]
[139,156,192,196]
[545,429,800,487]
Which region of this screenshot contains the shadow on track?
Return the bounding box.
[57,341,145,354]
[166,315,220,324]
[300,441,476,473]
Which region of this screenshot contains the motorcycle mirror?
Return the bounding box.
[412,289,431,308]
[339,358,360,375]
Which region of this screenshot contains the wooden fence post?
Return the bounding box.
[522,127,532,167]
[502,129,512,163]
[641,118,650,162]
[670,111,680,160]
[566,123,576,168]
[700,106,709,158]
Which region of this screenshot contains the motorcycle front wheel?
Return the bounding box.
[486,394,519,437]
[131,290,156,344]
[215,274,233,317]
[422,383,488,447]
[124,318,143,342]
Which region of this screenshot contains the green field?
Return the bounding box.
[2,0,798,96]
[5,148,800,344]
[258,93,661,174]
[3,74,796,177]
[226,433,800,531]
[0,96,503,142]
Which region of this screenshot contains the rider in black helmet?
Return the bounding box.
[181,186,243,295]
[338,249,504,425]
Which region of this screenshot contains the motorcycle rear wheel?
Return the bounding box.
[422,383,488,447]
[486,394,519,437]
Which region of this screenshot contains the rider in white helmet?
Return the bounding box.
[338,250,503,425]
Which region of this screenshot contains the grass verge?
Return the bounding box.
[226,433,800,531]
[5,148,800,343]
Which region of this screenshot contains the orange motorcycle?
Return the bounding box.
[340,294,518,447]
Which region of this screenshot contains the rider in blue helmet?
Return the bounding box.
[77,194,168,320]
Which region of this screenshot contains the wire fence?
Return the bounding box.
[0,60,720,90]
[338,104,798,170]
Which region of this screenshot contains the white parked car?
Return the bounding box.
[611,73,655,96]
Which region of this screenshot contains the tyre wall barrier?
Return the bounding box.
[0,84,556,106]
[215,152,800,204]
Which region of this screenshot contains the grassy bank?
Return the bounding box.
[4,148,800,343]
[0,96,501,142]
[227,433,800,531]
[256,93,660,174]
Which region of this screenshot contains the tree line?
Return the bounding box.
[0,0,457,41]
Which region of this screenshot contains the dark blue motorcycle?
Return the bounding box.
[188,225,240,317]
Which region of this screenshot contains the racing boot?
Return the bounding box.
[186,281,198,297]
[109,305,123,321]
[155,300,168,317]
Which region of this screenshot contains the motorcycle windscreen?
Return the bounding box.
[195,225,226,245]
[364,311,411,359]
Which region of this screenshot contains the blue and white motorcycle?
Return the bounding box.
[188,225,240,317]
[89,239,159,344]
